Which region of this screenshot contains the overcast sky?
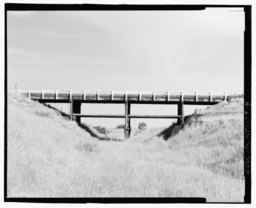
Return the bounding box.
[7,8,244,128]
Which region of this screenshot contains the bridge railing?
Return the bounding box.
[17,90,229,103]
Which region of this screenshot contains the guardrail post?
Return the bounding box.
[70,90,73,101]
[96,91,100,100]
[83,90,86,100]
[166,91,169,102]
[194,92,198,102]
[28,90,31,99]
[180,92,184,102]
[209,92,212,102]
[224,92,227,101]
[124,101,131,139]
[125,90,128,101]
[177,101,184,125]
[111,91,114,101]
[42,90,44,99]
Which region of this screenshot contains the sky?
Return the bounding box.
[7,8,245,128]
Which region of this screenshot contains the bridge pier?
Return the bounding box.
[124,101,131,139]
[70,100,81,124]
[177,102,184,125]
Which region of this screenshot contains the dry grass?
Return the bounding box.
[7,93,244,201]
[164,99,244,179]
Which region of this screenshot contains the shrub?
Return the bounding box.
[93,126,106,134]
[138,122,147,130]
[115,124,125,129]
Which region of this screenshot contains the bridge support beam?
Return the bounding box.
[177,102,184,125]
[124,101,131,139]
[71,101,82,124]
[70,100,73,120]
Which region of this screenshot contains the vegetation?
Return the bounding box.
[138,122,147,130]
[165,98,244,179]
[93,125,107,134]
[7,93,244,201]
[115,124,125,129]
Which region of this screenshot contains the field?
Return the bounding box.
[7,93,244,201]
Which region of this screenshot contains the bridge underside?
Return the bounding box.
[37,99,219,105]
[69,100,186,139]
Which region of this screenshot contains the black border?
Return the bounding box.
[4,3,251,204]
[243,5,251,204]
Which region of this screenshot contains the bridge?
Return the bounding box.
[18,90,229,138]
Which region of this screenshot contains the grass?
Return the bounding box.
[164,98,244,179]
[7,93,245,201]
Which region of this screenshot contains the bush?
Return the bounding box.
[93,126,106,134]
[115,124,125,129]
[138,122,147,130]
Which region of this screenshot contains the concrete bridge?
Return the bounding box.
[18,90,229,138]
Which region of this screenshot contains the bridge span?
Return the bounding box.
[18,90,229,138]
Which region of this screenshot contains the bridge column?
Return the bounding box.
[71,101,81,124]
[70,100,73,120]
[177,102,184,125]
[124,101,131,139]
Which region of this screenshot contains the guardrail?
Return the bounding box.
[17,90,229,103]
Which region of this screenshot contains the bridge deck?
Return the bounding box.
[19,90,228,104]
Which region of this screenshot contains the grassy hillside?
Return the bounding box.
[7,93,244,201]
[165,98,244,179]
[131,98,244,178]
[7,93,98,197]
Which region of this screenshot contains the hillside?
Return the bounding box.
[7,93,98,197]
[7,93,244,201]
[165,98,244,179]
[132,97,244,179]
